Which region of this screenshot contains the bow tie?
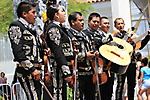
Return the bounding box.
[59,23,63,27]
[28,24,35,31]
[59,23,66,28]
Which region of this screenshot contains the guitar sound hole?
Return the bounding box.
[111,42,124,49]
[117,44,124,49]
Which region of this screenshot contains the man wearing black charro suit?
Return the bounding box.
[67,12,99,100]
[113,17,150,100]
[83,13,115,100]
[8,2,43,100]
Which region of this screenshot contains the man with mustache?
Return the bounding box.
[113,18,150,100]
[67,12,99,100]
[83,14,114,100]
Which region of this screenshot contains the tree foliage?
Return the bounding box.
[67,0,94,17]
[148,55,150,61]
[0,0,93,36]
[0,0,14,36]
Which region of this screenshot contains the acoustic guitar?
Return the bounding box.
[131,31,149,50]
[99,32,148,74]
[99,37,133,66]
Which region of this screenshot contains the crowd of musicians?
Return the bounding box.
[7,1,150,100]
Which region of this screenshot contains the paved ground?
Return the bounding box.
[112,79,146,100]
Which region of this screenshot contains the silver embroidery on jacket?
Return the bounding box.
[48,27,61,45]
[9,26,21,44]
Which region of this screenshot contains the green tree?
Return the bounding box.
[68,0,94,17]
[0,0,14,36]
[0,0,93,36]
[148,55,150,60]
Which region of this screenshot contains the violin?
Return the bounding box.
[91,39,108,100]
[40,34,51,86]
[91,40,107,85]
[91,58,107,85]
[68,41,78,88]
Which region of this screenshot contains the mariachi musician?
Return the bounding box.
[8,2,43,100]
[98,16,115,100]
[43,4,74,100]
[67,12,99,100]
[112,17,150,100]
[83,14,111,99]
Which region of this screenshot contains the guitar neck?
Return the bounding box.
[133,32,147,43]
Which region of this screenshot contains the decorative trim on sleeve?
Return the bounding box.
[61,65,71,77]
[20,60,34,70]
[48,27,61,45]
[9,26,21,44]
